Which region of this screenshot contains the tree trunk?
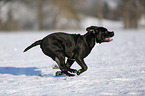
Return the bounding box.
[97,0,103,25]
[37,0,44,30]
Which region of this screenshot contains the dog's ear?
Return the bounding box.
[86,26,98,34]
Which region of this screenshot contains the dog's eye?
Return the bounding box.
[105,31,108,34]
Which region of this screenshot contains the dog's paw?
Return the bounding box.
[55,71,64,76]
[69,69,77,73]
[63,71,75,77]
[77,69,84,75]
[56,71,75,76]
[77,70,81,75]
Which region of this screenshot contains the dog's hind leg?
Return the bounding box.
[66,59,77,73]
[54,55,75,76]
[42,50,75,76]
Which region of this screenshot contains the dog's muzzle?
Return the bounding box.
[105,31,114,42]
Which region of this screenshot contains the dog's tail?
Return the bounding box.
[23,40,42,52]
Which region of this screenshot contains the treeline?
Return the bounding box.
[0,0,145,31]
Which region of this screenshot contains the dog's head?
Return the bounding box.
[86,26,114,44]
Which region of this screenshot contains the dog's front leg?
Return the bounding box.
[75,58,88,75]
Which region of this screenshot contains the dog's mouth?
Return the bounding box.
[98,37,113,44]
[105,38,113,42]
[104,32,114,42]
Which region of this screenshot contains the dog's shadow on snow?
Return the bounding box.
[0,67,69,77]
[0,67,42,76]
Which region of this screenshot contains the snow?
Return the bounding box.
[0,30,145,96]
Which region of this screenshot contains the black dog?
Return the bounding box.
[24,26,114,76]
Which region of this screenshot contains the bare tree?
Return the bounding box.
[96,0,103,20]
[0,1,19,31]
[50,0,80,29]
[37,0,44,30]
[96,0,103,25]
[122,0,142,29]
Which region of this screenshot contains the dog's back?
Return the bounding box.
[41,32,81,59]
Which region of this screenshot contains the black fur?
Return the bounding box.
[24,26,114,76]
[23,40,42,52]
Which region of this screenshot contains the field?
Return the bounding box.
[0,29,145,96]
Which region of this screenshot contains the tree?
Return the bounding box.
[50,0,80,29]
[122,0,142,29]
[96,0,103,20]
[37,0,44,30]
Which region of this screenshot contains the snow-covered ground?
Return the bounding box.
[0,29,145,96]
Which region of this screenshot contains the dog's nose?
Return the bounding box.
[110,31,114,37]
[112,31,114,34]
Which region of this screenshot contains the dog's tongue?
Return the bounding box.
[105,38,113,41]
